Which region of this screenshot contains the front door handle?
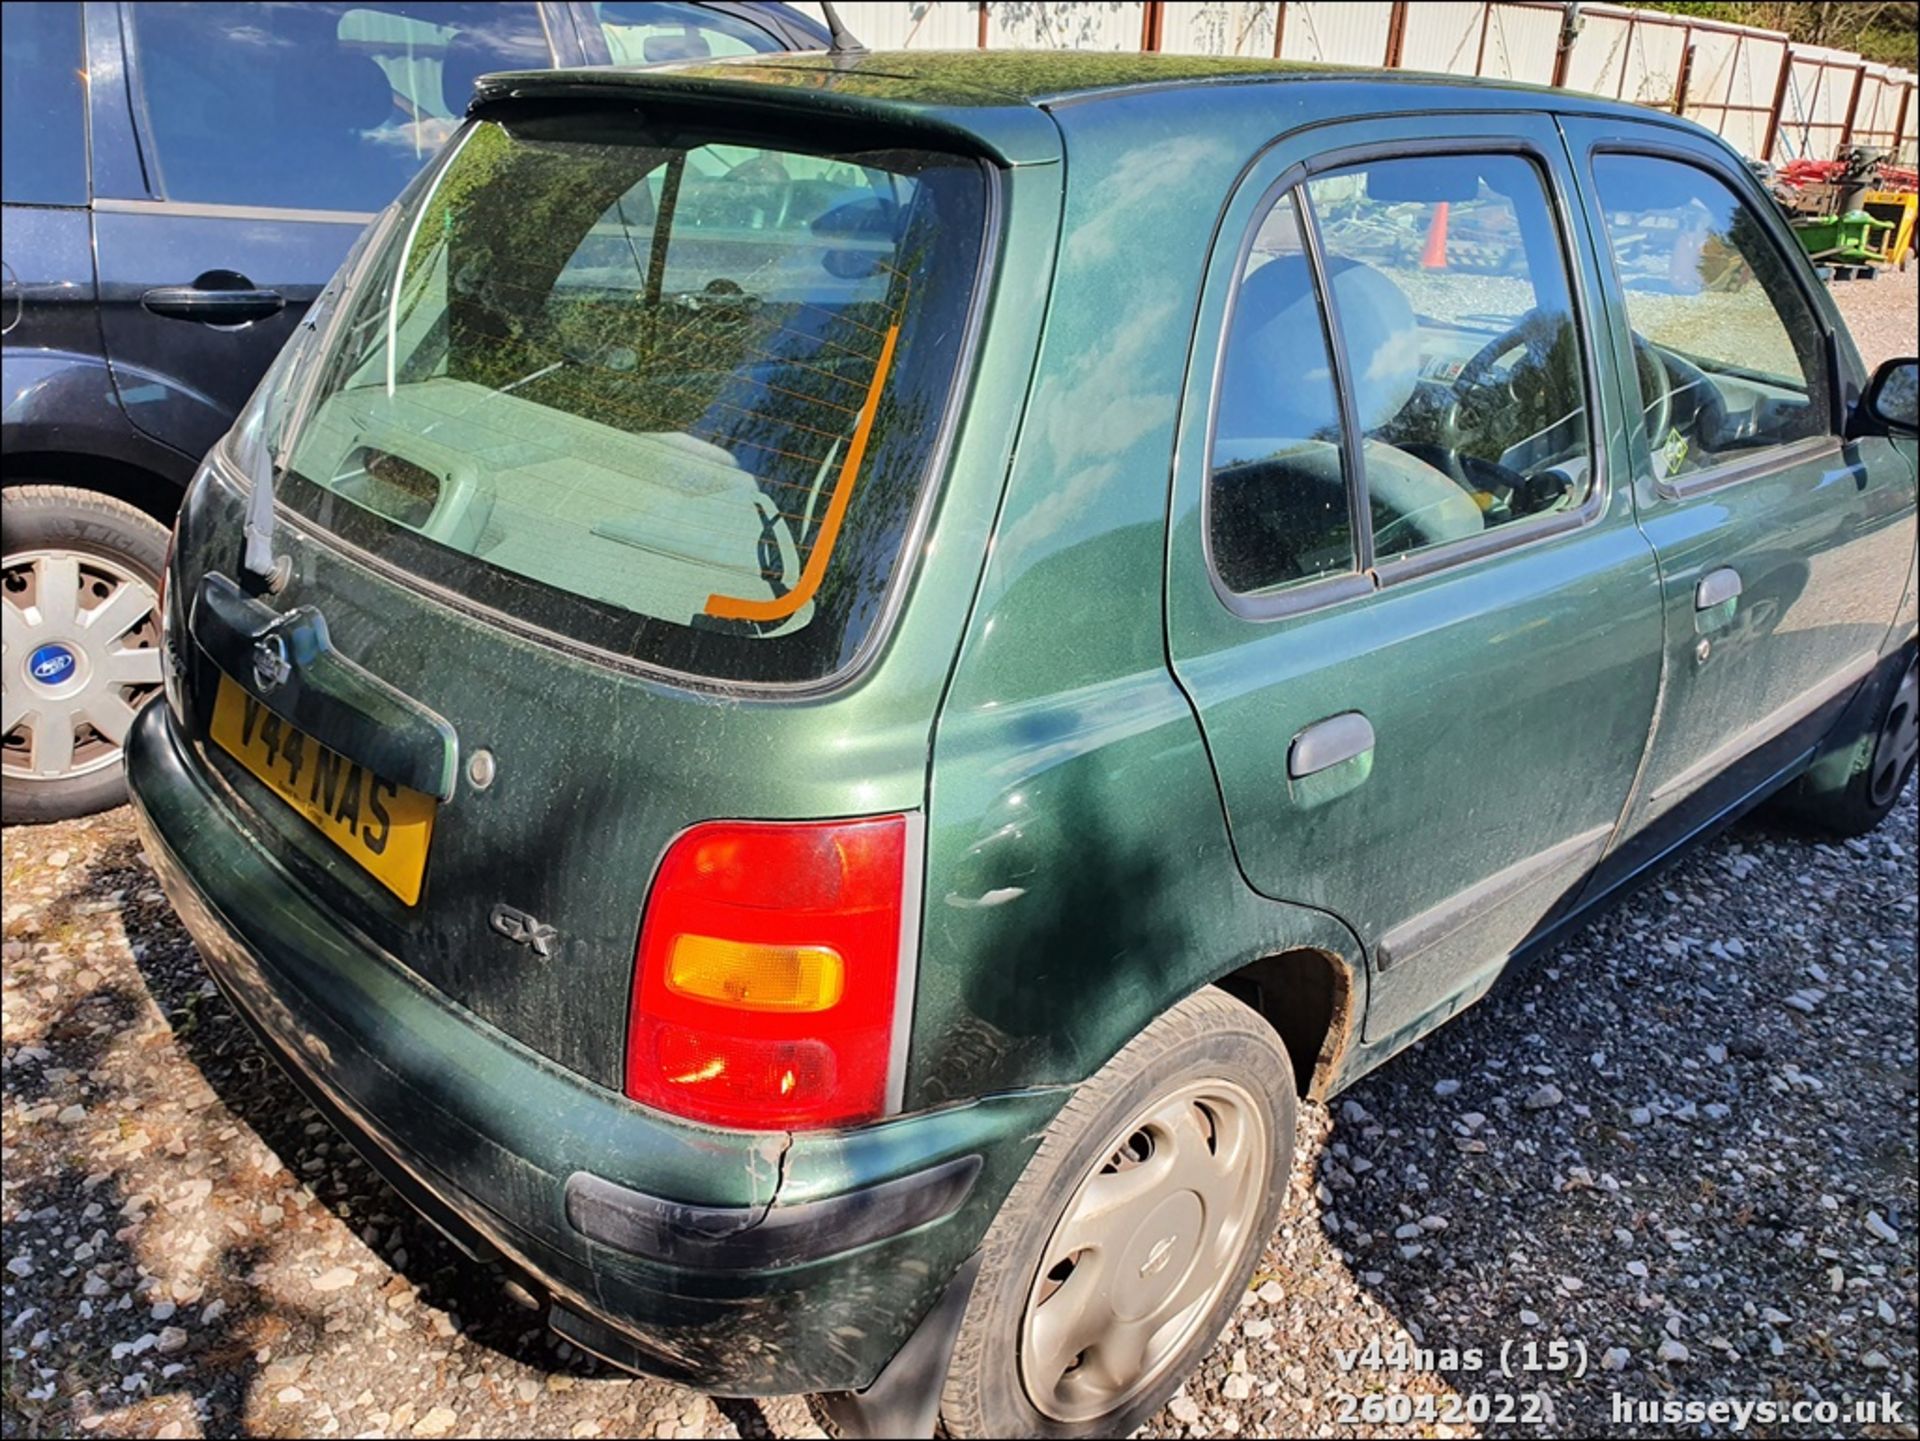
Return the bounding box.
[1695,567,1743,611]
[1289,711,1375,779]
[142,285,285,324]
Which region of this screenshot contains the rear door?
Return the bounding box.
[92,0,565,464]
[1562,122,1917,875]
[1166,112,1664,1046]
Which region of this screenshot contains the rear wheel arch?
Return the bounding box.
[1210,945,1358,1102]
[4,451,185,527]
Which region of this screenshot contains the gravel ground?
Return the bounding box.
[1832,264,1918,377]
[4,276,1916,1440]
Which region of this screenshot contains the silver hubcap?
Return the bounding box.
[1020,1079,1268,1424]
[3,549,163,783]
[1870,657,1919,808]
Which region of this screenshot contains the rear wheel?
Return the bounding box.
[1774,650,1918,839]
[3,486,169,824]
[940,989,1295,1438]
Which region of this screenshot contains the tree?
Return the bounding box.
[1634,3,1919,67]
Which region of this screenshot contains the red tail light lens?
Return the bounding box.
[626,815,909,1130]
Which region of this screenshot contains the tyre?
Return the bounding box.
[1774,649,1918,840]
[939,988,1296,1438]
[3,485,170,824]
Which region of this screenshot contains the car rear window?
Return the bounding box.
[275,114,990,684]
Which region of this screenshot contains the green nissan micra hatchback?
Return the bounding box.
[125,48,1917,1438]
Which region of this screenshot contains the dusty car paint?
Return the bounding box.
[128,48,1918,1405]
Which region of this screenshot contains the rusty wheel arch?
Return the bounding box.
[1210,947,1356,1102]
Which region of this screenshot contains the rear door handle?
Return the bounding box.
[1695,567,1742,610]
[1289,711,1375,778]
[142,285,285,323]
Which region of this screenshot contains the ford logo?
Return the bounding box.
[28,644,77,685]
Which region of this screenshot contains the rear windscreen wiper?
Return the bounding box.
[243,229,372,591]
[242,416,290,590]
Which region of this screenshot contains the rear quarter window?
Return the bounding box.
[275,115,990,684]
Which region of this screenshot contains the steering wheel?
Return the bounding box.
[1629,332,1674,451]
[1442,307,1570,451]
[1655,345,1735,459]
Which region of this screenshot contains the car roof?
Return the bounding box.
[473,48,1703,165]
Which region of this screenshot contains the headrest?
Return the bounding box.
[1216,253,1420,448]
[643,29,714,63]
[294,46,395,135]
[813,196,898,279]
[440,32,506,115]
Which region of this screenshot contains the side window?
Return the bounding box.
[1,1,87,206]
[1591,154,1830,481]
[1306,154,1593,562]
[590,1,786,63]
[127,2,552,213]
[1209,192,1355,593]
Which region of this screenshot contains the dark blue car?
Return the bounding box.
[1,0,825,821]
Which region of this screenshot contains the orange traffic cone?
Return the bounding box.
[1421,201,1450,269]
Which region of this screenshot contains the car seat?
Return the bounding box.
[1213,252,1482,555]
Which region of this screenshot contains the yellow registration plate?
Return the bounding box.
[210,674,437,905]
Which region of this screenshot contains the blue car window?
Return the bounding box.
[590,1,786,63]
[1,1,87,206]
[127,2,552,213]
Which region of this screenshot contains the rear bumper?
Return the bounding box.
[125,700,1062,1395]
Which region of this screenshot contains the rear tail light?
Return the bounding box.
[626,815,911,1130]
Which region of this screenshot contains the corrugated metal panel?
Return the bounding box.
[1776,44,1858,162]
[1732,40,1788,156]
[1159,2,1279,58]
[1399,2,1483,77]
[1477,3,1560,83]
[1681,27,1738,124]
[825,2,981,50]
[1897,74,1920,165]
[1680,30,1785,157]
[1562,6,1686,108]
[1853,67,1888,145]
[1278,1,1394,67]
[1625,19,1686,109]
[988,0,1144,50]
[810,0,1910,167]
[1849,64,1909,153]
[1561,9,1631,96]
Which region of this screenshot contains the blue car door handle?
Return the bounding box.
[142,284,285,324]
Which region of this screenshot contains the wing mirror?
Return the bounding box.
[1862,357,1918,435]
